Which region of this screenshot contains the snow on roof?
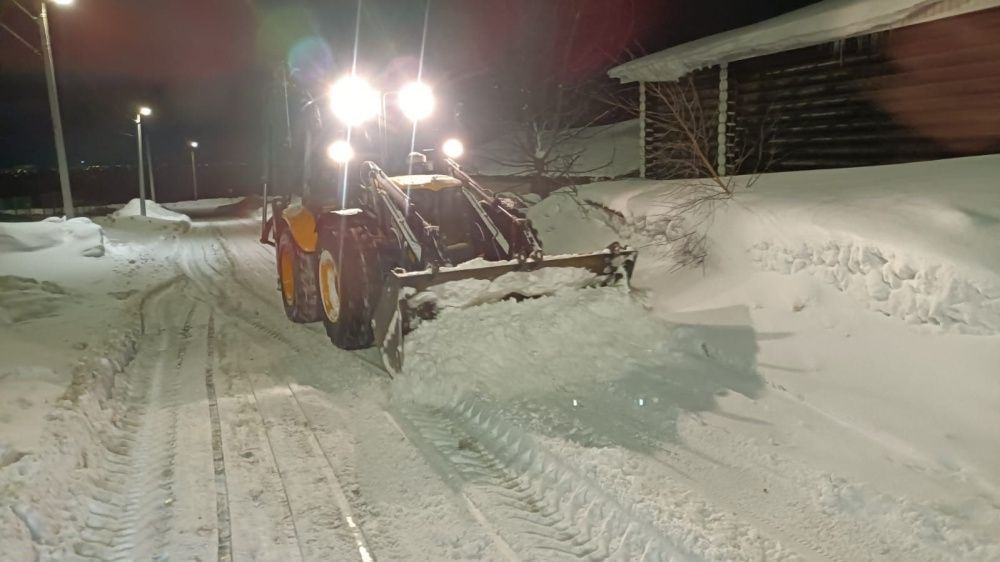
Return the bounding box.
[609,0,1000,83]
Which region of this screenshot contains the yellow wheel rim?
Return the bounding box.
[319,250,340,323]
[279,244,295,304]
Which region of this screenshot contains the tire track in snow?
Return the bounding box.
[212,316,305,562]
[244,368,375,561]
[391,397,695,562]
[380,409,524,562]
[204,312,233,562]
[203,221,537,560]
[73,290,180,560]
[75,287,219,561]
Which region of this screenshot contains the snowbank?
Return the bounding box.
[390,153,1000,559]
[522,155,1000,541]
[0,216,104,257]
[535,155,1000,335]
[609,0,1000,83]
[107,198,192,232]
[161,197,248,218]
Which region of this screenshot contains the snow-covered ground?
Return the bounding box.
[1,157,998,561]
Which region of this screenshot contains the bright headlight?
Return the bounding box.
[329,75,379,127]
[327,140,354,163]
[442,138,464,159]
[398,81,435,122]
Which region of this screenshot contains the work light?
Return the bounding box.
[398,81,435,122]
[442,138,464,159]
[329,75,379,127]
[327,140,354,163]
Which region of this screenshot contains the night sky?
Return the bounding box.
[0,0,818,179]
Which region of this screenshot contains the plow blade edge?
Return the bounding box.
[372,244,637,375]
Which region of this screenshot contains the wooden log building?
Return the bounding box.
[609,0,1000,179]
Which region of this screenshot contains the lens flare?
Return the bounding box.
[442,138,464,159]
[327,140,354,163]
[329,75,379,127]
[398,81,435,122]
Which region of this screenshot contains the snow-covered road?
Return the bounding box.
[4,211,998,561]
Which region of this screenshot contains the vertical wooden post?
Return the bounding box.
[716,63,729,176]
[638,81,647,179]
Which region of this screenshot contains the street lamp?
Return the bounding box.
[1,0,76,217]
[188,141,199,200]
[134,106,152,217]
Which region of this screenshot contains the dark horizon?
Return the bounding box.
[0,0,818,200]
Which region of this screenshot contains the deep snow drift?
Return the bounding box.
[394,154,1000,560]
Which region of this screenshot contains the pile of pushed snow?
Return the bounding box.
[535,155,1000,335]
[161,197,248,218]
[407,265,601,310]
[750,239,1000,334]
[0,217,104,257]
[107,198,191,232]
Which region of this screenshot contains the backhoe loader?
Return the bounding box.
[260,72,636,374]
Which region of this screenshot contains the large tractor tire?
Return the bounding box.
[316,223,376,349]
[276,229,322,323]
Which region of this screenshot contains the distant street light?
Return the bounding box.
[1,0,76,216]
[188,141,199,200]
[134,106,152,217]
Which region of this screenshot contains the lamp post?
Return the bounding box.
[134,106,152,217]
[188,141,199,200]
[3,0,76,217]
[145,133,156,202]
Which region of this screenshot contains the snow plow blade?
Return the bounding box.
[372,244,636,375]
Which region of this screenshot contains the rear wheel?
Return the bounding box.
[316,222,375,349]
[276,229,321,323]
